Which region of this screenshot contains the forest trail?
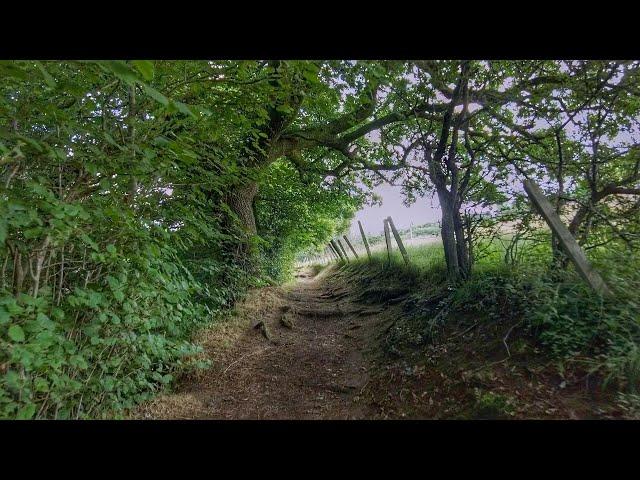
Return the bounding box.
[136,263,620,420]
[137,266,387,419]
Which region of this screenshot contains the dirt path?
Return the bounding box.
[138,266,386,419]
[135,264,626,420]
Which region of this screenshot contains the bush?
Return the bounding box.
[459,243,640,390]
[340,237,640,392]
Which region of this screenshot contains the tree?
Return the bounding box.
[354,60,567,279]
[488,60,640,260]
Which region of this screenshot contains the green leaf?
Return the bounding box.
[24,228,42,239]
[81,233,99,251]
[3,299,22,315]
[106,244,116,254]
[172,100,196,118]
[16,403,37,420]
[143,85,169,106]
[0,62,29,80]
[102,61,140,85]
[34,378,49,393]
[103,132,124,150]
[51,307,65,321]
[36,312,55,331]
[4,370,20,390]
[8,325,25,342]
[70,355,88,370]
[35,61,57,89]
[132,60,154,81]
[0,307,9,325]
[106,275,120,290]
[99,178,112,191]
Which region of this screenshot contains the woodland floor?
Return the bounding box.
[136,266,383,419]
[135,266,624,420]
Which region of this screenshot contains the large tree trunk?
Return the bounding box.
[437,189,471,281]
[568,203,590,240]
[226,181,259,235]
[438,191,460,280]
[552,133,566,266]
[221,180,260,275]
[452,208,470,278]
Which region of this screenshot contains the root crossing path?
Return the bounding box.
[139,266,388,419]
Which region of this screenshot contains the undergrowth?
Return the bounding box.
[332,237,640,394]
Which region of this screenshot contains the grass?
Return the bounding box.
[326,235,640,396]
[345,242,447,286]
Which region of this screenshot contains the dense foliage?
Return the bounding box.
[0,61,362,418]
[2,60,639,418]
[340,238,640,409]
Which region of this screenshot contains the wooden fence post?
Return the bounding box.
[387,216,410,265]
[331,246,339,262]
[336,238,350,262]
[332,240,345,262]
[523,179,613,297]
[343,235,359,259]
[357,220,372,261]
[326,244,338,262]
[329,240,345,262]
[383,218,393,266]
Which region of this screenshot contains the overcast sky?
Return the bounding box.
[349,184,440,236]
[346,62,640,239]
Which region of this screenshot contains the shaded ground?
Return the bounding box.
[136,266,387,419]
[136,265,627,420]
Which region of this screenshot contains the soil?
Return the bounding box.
[136,266,387,419]
[135,265,626,420]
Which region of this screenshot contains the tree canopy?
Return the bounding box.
[1,59,639,418]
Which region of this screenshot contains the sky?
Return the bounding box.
[346,113,443,237]
[349,183,441,236]
[346,64,639,239]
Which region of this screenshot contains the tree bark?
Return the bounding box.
[452,208,470,278]
[437,189,471,281]
[438,191,460,279]
[225,181,259,235]
[552,132,568,266]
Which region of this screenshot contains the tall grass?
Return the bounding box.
[334,234,640,392]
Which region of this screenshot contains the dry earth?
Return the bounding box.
[136,266,389,419]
